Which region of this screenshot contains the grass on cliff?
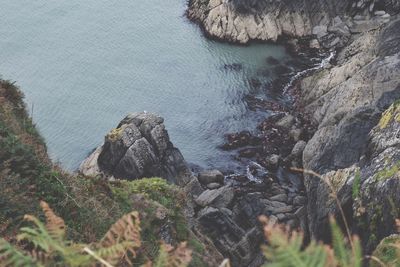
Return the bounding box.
[0,80,211,266]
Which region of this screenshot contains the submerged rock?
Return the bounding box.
[80,112,190,185]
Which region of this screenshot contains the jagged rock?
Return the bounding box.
[184,177,204,198]
[187,0,351,43]
[303,18,400,249]
[197,207,264,266]
[198,169,224,185]
[302,18,400,174]
[80,112,190,185]
[195,185,235,208]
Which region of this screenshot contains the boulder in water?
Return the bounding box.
[80,112,190,185]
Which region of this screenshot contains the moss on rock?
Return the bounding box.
[379,100,400,129]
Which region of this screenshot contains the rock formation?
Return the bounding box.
[187,0,400,262]
[188,0,399,44]
[80,112,191,185]
[301,17,400,250]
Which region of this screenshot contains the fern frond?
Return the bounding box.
[100,211,141,265]
[40,201,66,240]
[260,215,331,267]
[152,242,192,267]
[351,236,362,267]
[95,241,135,265]
[330,217,350,266]
[0,238,38,267]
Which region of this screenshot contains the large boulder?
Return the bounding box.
[80,112,190,185]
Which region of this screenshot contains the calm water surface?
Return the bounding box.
[0,0,291,171]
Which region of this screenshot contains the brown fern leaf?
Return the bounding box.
[161,242,192,267]
[40,201,66,240]
[100,211,141,264]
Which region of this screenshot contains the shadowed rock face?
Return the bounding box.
[80,112,190,185]
[301,18,400,249]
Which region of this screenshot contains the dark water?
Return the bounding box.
[0,0,292,171]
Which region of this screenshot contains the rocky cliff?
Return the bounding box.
[301,16,400,250]
[188,0,399,44]
[187,0,400,263]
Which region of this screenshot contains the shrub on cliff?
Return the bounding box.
[0,201,192,266]
[0,80,214,266]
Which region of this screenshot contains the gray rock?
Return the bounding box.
[270,193,288,203]
[198,169,224,185]
[302,18,400,249]
[374,10,386,16]
[295,206,306,218]
[293,196,307,205]
[197,207,263,266]
[291,141,307,157]
[187,0,357,44]
[80,112,190,185]
[289,128,303,142]
[184,177,204,198]
[195,186,235,208]
[309,39,321,49]
[276,213,286,221]
[275,114,295,129]
[312,25,328,38]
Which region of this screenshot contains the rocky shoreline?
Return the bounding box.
[185,0,400,261]
[79,0,400,265]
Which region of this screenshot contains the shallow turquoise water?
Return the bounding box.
[0,0,290,171]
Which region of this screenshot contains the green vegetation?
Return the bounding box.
[260,215,363,267]
[260,215,400,267]
[2,79,400,267]
[374,161,400,181]
[0,201,192,267]
[378,100,400,129]
[0,80,210,266]
[371,234,400,267]
[106,126,125,141]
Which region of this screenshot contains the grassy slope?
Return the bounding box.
[0,80,217,266]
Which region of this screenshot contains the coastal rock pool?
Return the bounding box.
[0,0,291,171]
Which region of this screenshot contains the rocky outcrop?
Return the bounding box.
[80,112,191,185]
[304,102,400,251]
[188,0,348,43]
[301,17,400,250]
[188,173,307,266]
[188,0,400,44]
